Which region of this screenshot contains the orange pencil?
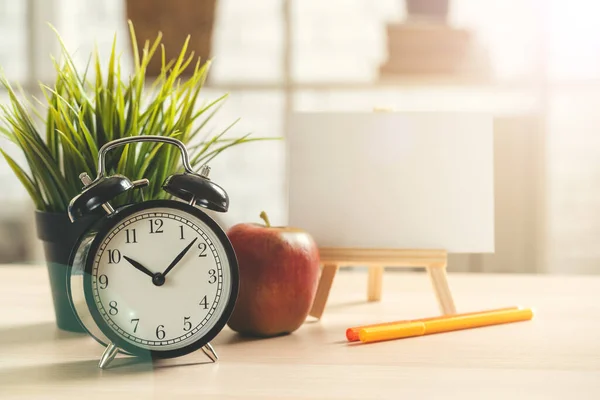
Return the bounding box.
[346,306,519,342]
[358,308,534,343]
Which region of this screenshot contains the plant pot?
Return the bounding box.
[406,0,450,20]
[126,0,217,78]
[35,210,102,332]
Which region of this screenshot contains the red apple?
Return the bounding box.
[226,211,320,337]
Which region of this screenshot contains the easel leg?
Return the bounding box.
[367,266,384,302]
[426,265,457,315]
[309,264,339,319]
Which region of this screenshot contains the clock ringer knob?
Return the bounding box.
[199,165,211,178]
[80,172,93,186]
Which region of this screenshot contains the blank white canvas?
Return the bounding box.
[287,112,494,253]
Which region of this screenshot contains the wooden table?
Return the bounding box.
[1,266,599,399]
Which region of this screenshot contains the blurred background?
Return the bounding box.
[0,0,596,274]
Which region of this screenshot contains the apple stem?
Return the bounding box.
[259,211,271,228]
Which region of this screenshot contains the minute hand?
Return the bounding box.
[162,237,198,278]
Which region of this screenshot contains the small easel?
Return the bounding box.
[309,248,457,319]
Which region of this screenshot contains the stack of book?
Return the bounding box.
[379,22,490,80]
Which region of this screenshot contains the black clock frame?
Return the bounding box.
[70,199,239,360]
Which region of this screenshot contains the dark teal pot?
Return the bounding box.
[35,210,101,332]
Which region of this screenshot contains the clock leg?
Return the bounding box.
[98,342,120,369]
[201,342,218,363]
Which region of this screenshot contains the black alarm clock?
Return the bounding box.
[67,136,239,369]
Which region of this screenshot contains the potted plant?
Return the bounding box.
[0,23,268,332]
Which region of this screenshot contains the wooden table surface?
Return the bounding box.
[0,265,599,399]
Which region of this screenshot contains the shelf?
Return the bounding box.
[203,79,536,92]
[3,78,600,96]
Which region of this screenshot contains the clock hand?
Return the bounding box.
[162,237,198,278]
[123,255,155,278]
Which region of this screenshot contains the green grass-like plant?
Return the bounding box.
[0,22,269,212]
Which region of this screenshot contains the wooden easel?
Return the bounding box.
[309,248,457,319]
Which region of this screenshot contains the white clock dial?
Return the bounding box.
[90,207,232,351]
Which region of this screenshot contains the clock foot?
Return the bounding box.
[201,342,218,363]
[98,342,120,369]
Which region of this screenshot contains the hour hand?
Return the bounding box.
[123,255,154,278]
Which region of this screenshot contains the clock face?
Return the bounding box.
[86,204,235,354]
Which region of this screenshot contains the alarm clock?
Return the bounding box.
[66,136,239,369]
